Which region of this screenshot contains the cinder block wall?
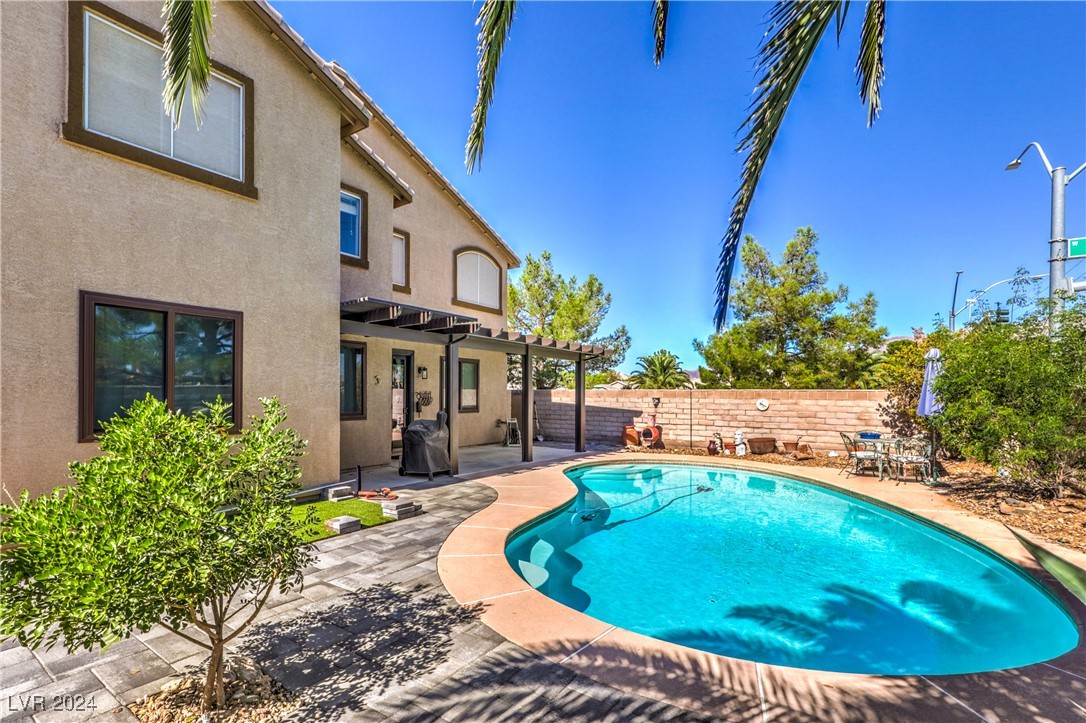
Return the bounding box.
[513,389,890,452]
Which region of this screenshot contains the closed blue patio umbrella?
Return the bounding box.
[917,348,943,417]
[916,348,942,481]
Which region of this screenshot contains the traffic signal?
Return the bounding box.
[994,304,1010,324]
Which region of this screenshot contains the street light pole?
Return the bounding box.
[952,274,1048,326]
[949,270,964,331]
[1050,165,1067,310]
[1005,142,1086,316]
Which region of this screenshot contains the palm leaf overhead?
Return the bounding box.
[1007,526,1086,605]
[715,2,842,328]
[652,0,669,66]
[855,0,887,126]
[161,0,214,128]
[466,0,518,174]
[462,1,891,329]
[716,0,887,327]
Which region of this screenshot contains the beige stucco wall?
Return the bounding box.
[337,111,515,471]
[1,1,344,498]
[344,120,513,332]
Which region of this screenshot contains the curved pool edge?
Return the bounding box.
[437,452,1086,720]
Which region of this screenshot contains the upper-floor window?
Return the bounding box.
[80,292,242,441]
[339,185,368,266]
[392,231,410,292]
[455,249,501,311]
[63,4,256,198]
[341,192,361,256]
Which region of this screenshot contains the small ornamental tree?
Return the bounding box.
[0,395,314,713]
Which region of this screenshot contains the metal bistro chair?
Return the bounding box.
[839,432,882,478]
[889,436,933,484]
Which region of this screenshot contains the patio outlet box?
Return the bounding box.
[325,516,362,535]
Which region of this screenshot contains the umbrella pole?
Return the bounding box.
[930,427,939,484]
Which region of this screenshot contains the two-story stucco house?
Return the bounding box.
[1,0,599,500]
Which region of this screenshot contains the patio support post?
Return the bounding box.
[445,339,459,475]
[521,346,533,462]
[574,355,586,453]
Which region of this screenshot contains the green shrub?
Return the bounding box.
[935,303,1086,497]
[0,395,313,713]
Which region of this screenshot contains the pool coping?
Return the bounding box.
[437,451,1086,722]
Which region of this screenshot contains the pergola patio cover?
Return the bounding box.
[341,297,607,471]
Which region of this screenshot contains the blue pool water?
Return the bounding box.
[505,463,1079,675]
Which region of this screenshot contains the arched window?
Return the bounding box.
[455,249,501,310]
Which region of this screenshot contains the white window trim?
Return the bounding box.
[83,9,246,182]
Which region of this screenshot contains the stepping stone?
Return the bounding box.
[381,498,423,520]
[325,516,362,534]
[326,485,355,502]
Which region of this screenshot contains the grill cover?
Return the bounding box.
[400,411,451,478]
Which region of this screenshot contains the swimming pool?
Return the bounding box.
[505,463,1079,675]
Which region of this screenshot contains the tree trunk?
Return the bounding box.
[201,640,224,713]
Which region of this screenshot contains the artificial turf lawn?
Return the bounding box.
[292,498,393,542]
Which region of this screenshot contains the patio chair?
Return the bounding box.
[839,432,882,478]
[889,437,933,484]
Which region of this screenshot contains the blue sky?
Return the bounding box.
[282,1,1086,371]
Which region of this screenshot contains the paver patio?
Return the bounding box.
[2,448,1083,722]
[1,448,721,723]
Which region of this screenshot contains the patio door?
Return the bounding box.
[391,352,413,454]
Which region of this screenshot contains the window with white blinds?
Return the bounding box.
[83,10,245,181]
[392,232,407,289]
[455,251,500,309]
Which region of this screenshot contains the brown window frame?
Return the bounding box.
[340,341,367,420]
[458,358,480,413]
[340,184,369,268]
[392,229,411,294]
[79,291,244,442]
[62,2,257,199]
[452,246,504,314]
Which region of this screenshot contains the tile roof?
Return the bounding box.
[244,0,372,132]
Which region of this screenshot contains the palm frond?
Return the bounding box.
[1007,525,1086,605]
[855,0,886,126]
[162,0,213,129]
[465,0,518,173]
[652,0,669,66]
[834,1,851,43]
[715,1,840,329]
